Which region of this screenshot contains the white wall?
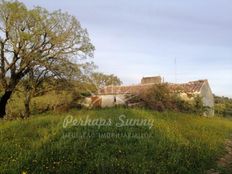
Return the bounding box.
[199,82,214,108]
[101,95,126,107]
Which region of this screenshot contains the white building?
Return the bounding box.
[85,76,214,116]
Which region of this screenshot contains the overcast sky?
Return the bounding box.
[20,0,232,97]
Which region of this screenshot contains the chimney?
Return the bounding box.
[141,76,162,84]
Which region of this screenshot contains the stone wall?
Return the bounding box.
[141,76,161,84]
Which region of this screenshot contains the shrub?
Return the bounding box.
[214,95,232,117]
[139,84,171,111]
[127,84,205,114]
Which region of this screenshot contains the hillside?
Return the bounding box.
[0,108,232,173]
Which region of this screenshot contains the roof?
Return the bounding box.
[168,80,207,93]
[98,80,208,95]
[98,83,154,95]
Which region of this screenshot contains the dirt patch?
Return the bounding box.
[207,136,232,174]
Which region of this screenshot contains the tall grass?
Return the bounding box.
[0,108,232,173]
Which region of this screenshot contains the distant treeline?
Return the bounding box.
[214,95,232,117]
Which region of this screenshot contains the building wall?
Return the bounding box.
[101,95,127,107]
[199,82,214,107]
[82,96,102,108]
[141,76,161,84]
[85,81,215,116]
[199,81,214,116]
[83,95,127,108]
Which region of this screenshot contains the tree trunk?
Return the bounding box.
[0,91,13,118]
[24,91,32,118]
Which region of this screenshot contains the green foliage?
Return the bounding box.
[131,84,205,114]
[5,84,82,118]
[90,72,122,90]
[0,108,232,173]
[0,91,3,98]
[215,96,232,117]
[0,0,94,117]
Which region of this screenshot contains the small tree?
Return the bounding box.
[21,61,94,117]
[90,72,122,89]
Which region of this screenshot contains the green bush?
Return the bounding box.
[127,84,205,114]
[214,96,232,117]
[5,89,83,118]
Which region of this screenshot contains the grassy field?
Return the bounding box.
[0,108,232,174]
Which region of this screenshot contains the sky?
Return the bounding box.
[20,0,232,97]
